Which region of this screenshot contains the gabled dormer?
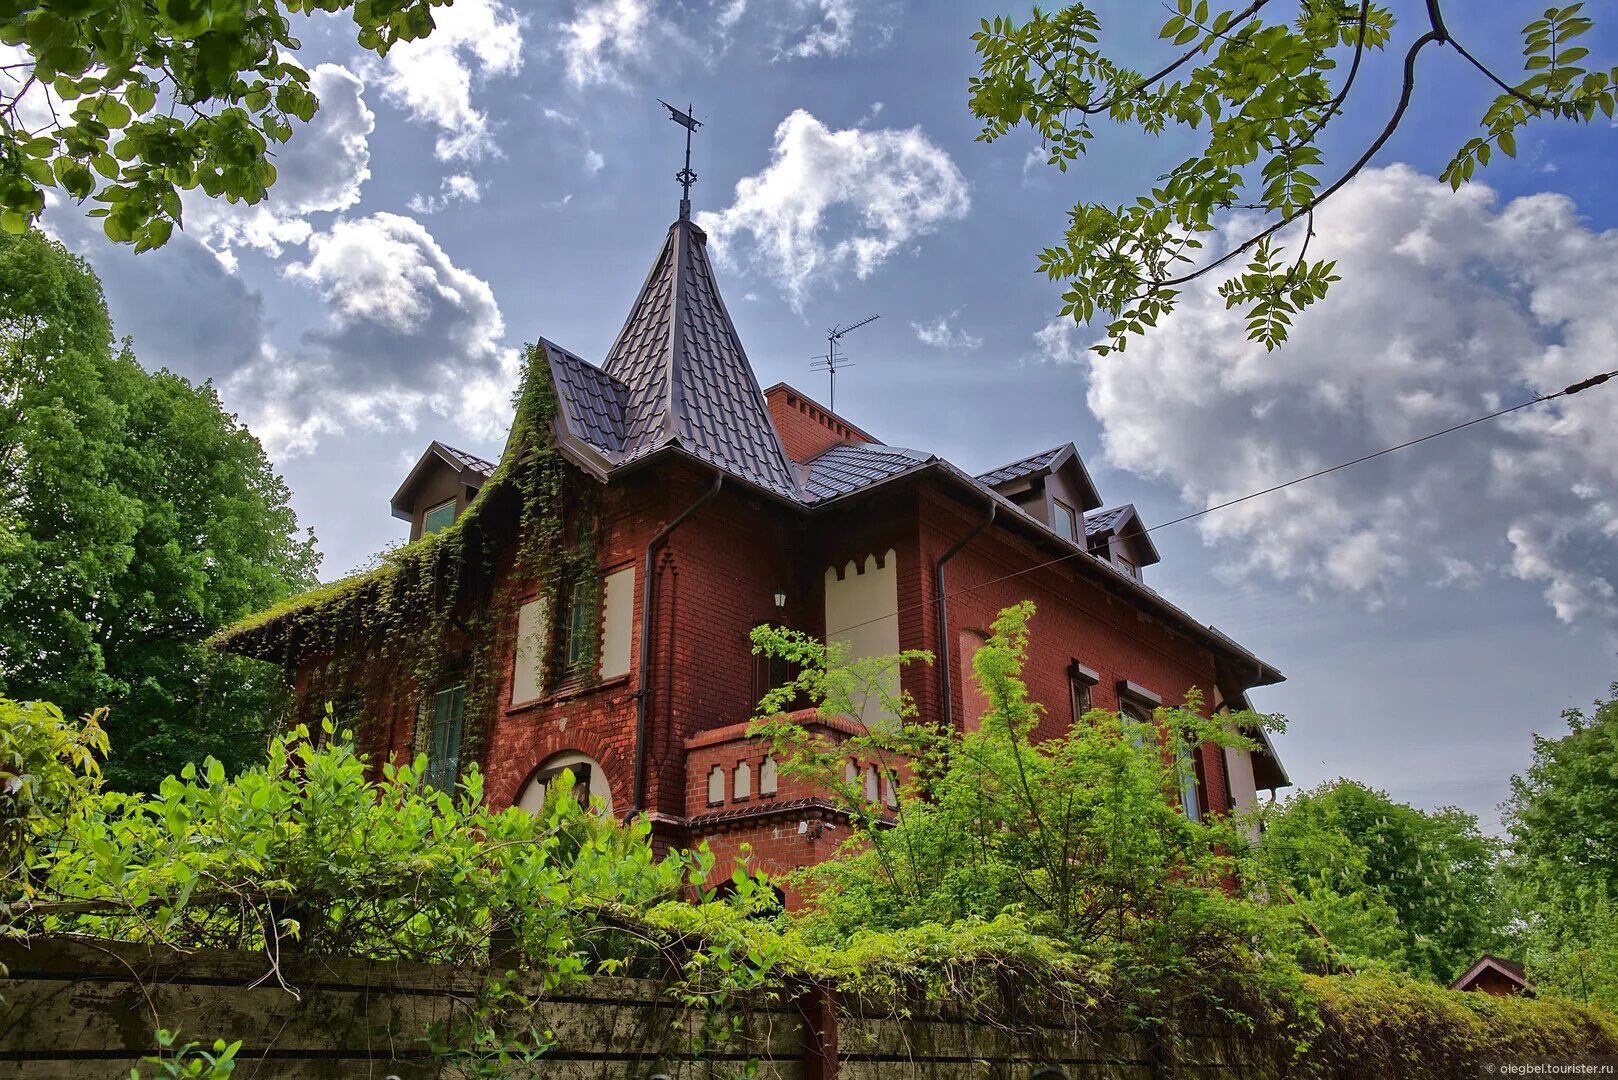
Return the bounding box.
[975,443,1102,545]
[390,441,495,541]
[1084,503,1161,583]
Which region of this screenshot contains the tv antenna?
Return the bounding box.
[810,313,880,413]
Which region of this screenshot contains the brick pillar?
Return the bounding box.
[799,982,838,1080]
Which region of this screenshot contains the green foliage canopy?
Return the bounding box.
[1503,684,1618,1008]
[0,0,452,248]
[971,2,1617,352]
[0,227,319,789]
[1254,778,1501,983]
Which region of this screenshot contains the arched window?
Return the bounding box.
[759,756,778,796]
[707,765,726,806]
[733,760,752,800]
[516,751,612,815]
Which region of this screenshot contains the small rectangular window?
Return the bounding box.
[1070,676,1092,723]
[565,579,594,670]
[1053,498,1080,543]
[1069,663,1098,725]
[423,499,457,535]
[424,684,466,792]
[1117,555,1139,580]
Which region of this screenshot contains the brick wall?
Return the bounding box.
[766,384,876,463]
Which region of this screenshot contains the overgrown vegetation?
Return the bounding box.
[1254,778,1504,983]
[210,340,598,786]
[3,607,1615,1075]
[1502,684,1618,1010]
[0,227,318,790]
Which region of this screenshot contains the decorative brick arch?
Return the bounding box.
[487,723,627,812]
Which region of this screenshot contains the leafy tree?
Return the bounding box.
[971,2,1616,353]
[1254,778,1501,982]
[750,601,1306,1027]
[0,0,450,248]
[1502,684,1618,1008]
[0,227,319,789]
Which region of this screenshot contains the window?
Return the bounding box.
[1053,498,1080,543]
[532,763,592,807]
[516,752,610,815]
[423,499,456,535]
[707,765,726,805]
[752,624,795,708]
[733,760,752,799]
[1117,554,1139,580]
[565,579,594,671]
[1178,745,1203,823]
[759,756,778,796]
[424,684,466,792]
[1069,663,1098,724]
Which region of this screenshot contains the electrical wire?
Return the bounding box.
[826,366,1617,641]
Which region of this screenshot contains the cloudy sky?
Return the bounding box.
[36,0,1618,829]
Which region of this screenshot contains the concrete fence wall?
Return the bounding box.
[0,938,1279,1079]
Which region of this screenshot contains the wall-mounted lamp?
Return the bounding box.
[773,590,787,610]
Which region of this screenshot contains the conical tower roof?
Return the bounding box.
[541,219,798,500]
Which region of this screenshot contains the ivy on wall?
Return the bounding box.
[209,343,602,775]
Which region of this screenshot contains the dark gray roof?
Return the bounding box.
[1084,504,1132,537]
[543,219,798,499]
[800,443,935,503]
[976,445,1068,488]
[441,444,496,478]
[546,341,628,454]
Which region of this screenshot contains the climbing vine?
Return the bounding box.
[208,342,602,778]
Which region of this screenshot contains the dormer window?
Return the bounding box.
[1052,498,1080,543]
[423,499,457,536]
[1116,554,1138,580]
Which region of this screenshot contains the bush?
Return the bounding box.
[1301,972,1618,1076]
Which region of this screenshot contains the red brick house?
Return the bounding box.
[218,211,1289,888]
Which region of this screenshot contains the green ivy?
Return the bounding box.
[208,342,601,781]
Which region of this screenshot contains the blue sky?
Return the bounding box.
[33,0,1618,829]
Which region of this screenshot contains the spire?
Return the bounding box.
[595,218,799,500]
[659,100,701,221]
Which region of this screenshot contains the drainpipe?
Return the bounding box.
[630,471,723,817]
[935,498,996,730]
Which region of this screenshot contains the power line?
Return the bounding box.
[826,366,1617,641]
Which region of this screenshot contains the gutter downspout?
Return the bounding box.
[935,499,996,731]
[630,471,723,818]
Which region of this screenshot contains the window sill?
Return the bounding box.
[506,673,633,716]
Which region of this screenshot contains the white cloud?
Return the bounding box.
[1067,164,1618,628]
[0,43,62,133]
[370,0,523,161]
[408,174,483,214]
[780,0,858,58]
[183,64,374,260]
[224,213,519,457]
[559,0,654,87]
[696,109,968,308]
[912,311,982,350]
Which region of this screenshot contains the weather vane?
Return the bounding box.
[658,100,701,220]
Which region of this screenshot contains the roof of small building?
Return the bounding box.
[1450,955,1530,993]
